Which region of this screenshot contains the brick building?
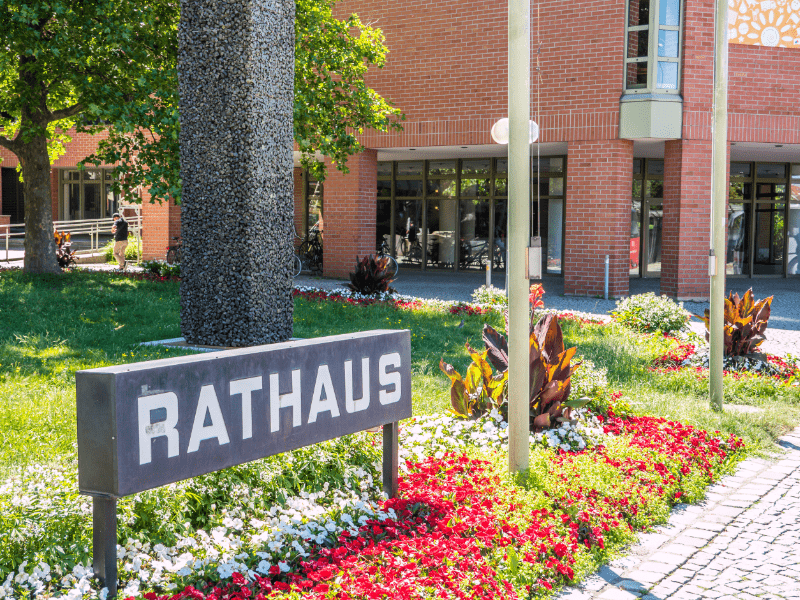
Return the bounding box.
[3,0,799,298]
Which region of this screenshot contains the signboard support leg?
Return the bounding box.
[382,421,399,498]
[93,497,118,598]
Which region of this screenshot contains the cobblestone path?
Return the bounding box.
[557,427,800,600]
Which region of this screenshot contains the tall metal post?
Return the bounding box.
[93,497,118,598]
[710,0,729,412]
[507,0,531,473]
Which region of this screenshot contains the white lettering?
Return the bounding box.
[308,364,340,423]
[344,357,370,413]
[270,370,302,433]
[379,352,402,405]
[230,376,262,440]
[138,393,180,465]
[187,385,230,453]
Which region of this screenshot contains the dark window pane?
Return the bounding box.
[729,182,752,202]
[460,178,491,197]
[757,183,787,201]
[633,159,643,175]
[377,180,392,198]
[461,159,490,175]
[730,163,752,178]
[647,204,663,274]
[68,171,80,181]
[546,198,564,274]
[658,30,679,57]
[628,30,649,59]
[659,0,680,27]
[395,180,423,197]
[428,160,456,176]
[629,0,650,27]
[458,199,491,270]
[727,202,750,275]
[425,198,457,269]
[395,199,423,268]
[376,199,392,253]
[106,188,119,218]
[426,178,456,197]
[397,161,423,177]
[757,163,787,179]
[104,170,113,180]
[647,160,664,176]
[495,159,508,174]
[626,61,648,88]
[66,184,80,220]
[656,61,678,89]
[494,178,508,196]
[377,162,393,177]
[633,179,643,198]
[646,180,663,198]
[753,203,785,274]
[494,201,508,272]
[533,157,564,174]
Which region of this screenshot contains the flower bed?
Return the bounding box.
[1,398,745,600]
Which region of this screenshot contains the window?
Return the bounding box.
[60,169,121,220]
[625,0,683,93]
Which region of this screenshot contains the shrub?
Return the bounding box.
[102,234,140,262]
[347,254,396,295]
[141,259,181,278]
[611,292,689,333]
[696,288,773,357]
[471,284,507,306]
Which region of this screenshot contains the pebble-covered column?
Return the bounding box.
[178,0,294,346]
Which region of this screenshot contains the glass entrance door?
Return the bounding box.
[630,158,663,277]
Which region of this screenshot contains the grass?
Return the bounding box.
[0,269,798,473]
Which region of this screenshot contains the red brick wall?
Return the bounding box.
[322,150,378,278]
[0,215,9,234]
[336,0,625,148]
[564,140,633,298]
[142,193,181,260]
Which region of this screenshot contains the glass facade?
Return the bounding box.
[60,169,121,220]
[375,157,566,273]
[625,0,683,93]
[630,158,663,277]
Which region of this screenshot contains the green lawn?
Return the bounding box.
[0,270,797,473]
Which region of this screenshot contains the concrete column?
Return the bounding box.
[322,150,378,278]
[564,140,633,298]
[661,139,714,300]
[178,0,295,346]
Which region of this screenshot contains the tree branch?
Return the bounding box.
[49,103,84,122]
[0,135,20,153]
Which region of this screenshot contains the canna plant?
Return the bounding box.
[440,314,586,431]
[347,255,396,295]
[697,289,773,356]
[54,231,78,269]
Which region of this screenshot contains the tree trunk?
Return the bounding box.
[19,133,60,273]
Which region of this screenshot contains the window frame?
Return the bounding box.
[624,0,684,95]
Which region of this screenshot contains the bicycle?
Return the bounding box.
[376,237,399,279]
[295,223,324,274]
[166,237,182,264]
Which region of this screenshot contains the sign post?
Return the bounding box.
[77,330,412,597]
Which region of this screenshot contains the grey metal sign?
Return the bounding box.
[76,330,411,596]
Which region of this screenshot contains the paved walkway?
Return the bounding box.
[556,427,800,600]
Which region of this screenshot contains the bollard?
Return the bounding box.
[486,262,491,288]
[604,255,609,300]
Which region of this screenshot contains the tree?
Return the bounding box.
[0,0,178,273]
[1,0,403,274]
[86,0,401,213]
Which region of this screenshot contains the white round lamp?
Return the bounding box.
[490,117,539,144]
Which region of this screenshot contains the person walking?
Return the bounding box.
[111,213,129,270]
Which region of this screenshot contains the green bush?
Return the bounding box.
[141,259,181,278]
[611,292,689,334]
[102,234,140,262]
[471,284,507,306]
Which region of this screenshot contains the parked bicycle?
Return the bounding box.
[166,237,182,264]
[459,238,505,270]
[294,223,324,275]
[376,237,399,279]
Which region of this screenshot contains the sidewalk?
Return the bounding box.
[556,427,800,600]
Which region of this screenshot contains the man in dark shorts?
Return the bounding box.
[111,213,129,270]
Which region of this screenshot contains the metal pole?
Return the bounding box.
[92,497,118,598]
[710,0,728,412]
[486,262,491,288]
[508,0,531,474]
[382,421,399,498]
[604,255,609,301]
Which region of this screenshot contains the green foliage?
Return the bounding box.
[82,0,404,204]
[140,259,180,278]
[347,254,396,295]
[611,292,690,334]
[471,284,508,306]
[696,289,773,356]
[439,347,507,418]
[102,235,140,262]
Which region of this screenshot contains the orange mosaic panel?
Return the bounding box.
[728,0,800,48]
